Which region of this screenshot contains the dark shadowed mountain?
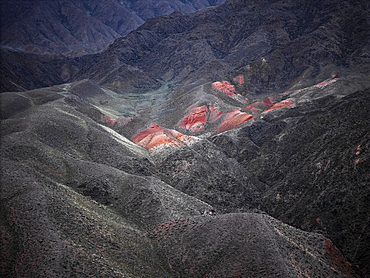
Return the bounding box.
[0,0,226,92]
[0,0,225,56]
[1,0,370,277]
[0,48,98,92]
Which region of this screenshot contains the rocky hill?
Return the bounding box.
[1,0,370,277]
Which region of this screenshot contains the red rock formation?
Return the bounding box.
[213,81,248,103]
[208,105,223,123]
[245,102,259,114]
[180,105,225,132]
[101,115,118,126]
[216,110,253,134]
[133,123,193,149]
[180,106,207,132]
[212,81,236,97]
[233,75,244,84]
[262,97,274,108]
[101,115,131,127]
[262,99,295,114]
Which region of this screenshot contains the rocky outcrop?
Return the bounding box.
[179,105,208,132]
[233,75,244,85]
[216,109,254,134]
[133,123,194,149]
[245,102,259,114]
[101,115,131,127]
[208,105,224,123]
[212,81,248,103]
[212,81,237,98]
[262,97,274,108]
[262,99,295,114]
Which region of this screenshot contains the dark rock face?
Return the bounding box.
[1,0,122,56]
[0,48,98,92]
[259,92,370,276]
[123,0,226,21]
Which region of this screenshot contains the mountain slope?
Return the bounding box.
[0,0,225,56]
[74,0,370,95]
[211,87,370,276]
[0,0,226,92]
[1,83,359,277]
[68,0,370,274]
[0,48,99,92]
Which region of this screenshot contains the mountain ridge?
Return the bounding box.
[73,0,370,96]
[0,0,226,56]
[0,0,226,92]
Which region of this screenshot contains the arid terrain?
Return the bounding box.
[1,0,369,277]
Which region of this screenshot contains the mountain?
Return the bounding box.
[0,0,226,92]
[74,0,370,95]
[0,0,225,56]
[1,0,370,277]
[0,48,98,92]
[1,80,363,277]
